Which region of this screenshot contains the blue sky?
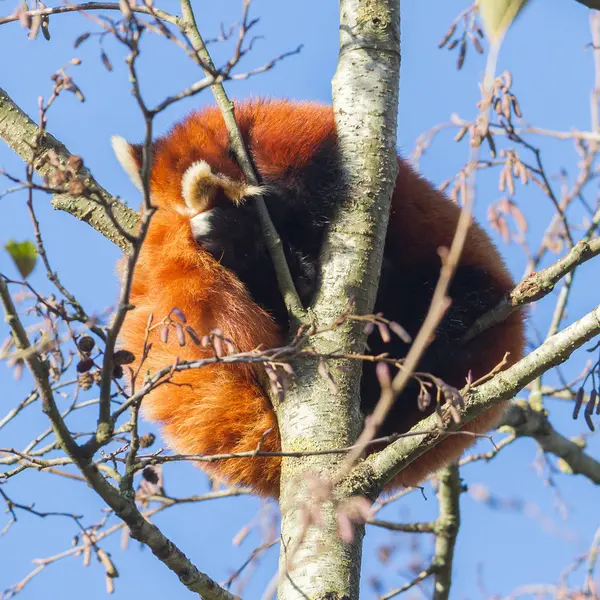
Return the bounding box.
[0,1,598,598]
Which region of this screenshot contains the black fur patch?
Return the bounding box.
[195,137,345,327]
[361,261,506,435]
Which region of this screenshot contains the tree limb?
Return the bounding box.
[275,0,401,598]
[352,303,600,497]
[0,276,240,600]
[0,86,137,250]
[500,401,600,484]
[432,464,462,600]
[0,2,178,26]
[178,0,307,324]
[465,237,600,342]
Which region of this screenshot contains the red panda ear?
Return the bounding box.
[111,136,144,191]
[181,160,266,215]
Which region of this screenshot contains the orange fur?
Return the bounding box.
[117,99,525,497]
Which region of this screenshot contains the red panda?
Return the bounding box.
[114,99,525,497]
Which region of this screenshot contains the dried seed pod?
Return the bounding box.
[139,433,156,448]
[77,335,95,353]
[498,168,506,193]
[76,357,94,373]
[112,364,124,379]
[100,50,113,72]
[78,372,94,391]
[505,168,515,196]
[67,155,83,173]
[363,321,376,335]
[572,387,584,420]
[389,321,411,344]
[585,390,598,418]
[282,363,295,376]
[438,23,457,48]
[454,126,469,143]
[185,325,201,345]
[377,321,391,343]
[472,36,484,54]
[418,387,431,411]
[142,466,159,484]
[113,349,135,365]
[485,130,497,158]
[501,95,511,120]
[28,12,42,39]
[169,307,187,323]
[174,322,186,347]
[18,5,32,29]
[376,362,391,388]
[510,95,522,118]
[585,413,595,432]
[457,39,467,70]
[494,97,502,115]
[160,325,169,344]
[439,380,464,408]
[41,13,50,40]
[74,32,91,48]
[212,335,224,357]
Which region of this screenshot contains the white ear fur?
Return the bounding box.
[111,135,143,191]
[181,160,267,215]
[181,160,214,213]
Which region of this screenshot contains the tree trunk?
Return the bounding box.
[276,1,400,598]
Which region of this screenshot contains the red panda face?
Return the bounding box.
[111,135,266,245]
[178,160,266,240]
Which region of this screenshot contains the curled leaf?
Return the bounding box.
[5,239,37,279]
[478,0,530,43]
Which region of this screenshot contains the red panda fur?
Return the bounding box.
[116,99,525,497]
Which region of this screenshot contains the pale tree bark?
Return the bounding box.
[276,1,400,599]
[0,87,137,250]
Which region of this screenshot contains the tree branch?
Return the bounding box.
[500,401,600,484]
[178,0,307,324]
[352,303,600,497]
[0,2,178,26]
[0,276,240,600]
[0,86,137,250]
[275,0,401,598]
[432,464,462,600]
[466,237,600,342]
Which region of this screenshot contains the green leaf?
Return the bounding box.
[4,239,38,279]
[478,0,530,42]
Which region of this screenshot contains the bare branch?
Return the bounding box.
[431,465,462,600]
[500,402,600,484]
[178,0,307,324]
[0,276,240,600]
[465,237,600,341]
[0,86,137,250]
[353,303,600,496]
[0,2,178,26]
